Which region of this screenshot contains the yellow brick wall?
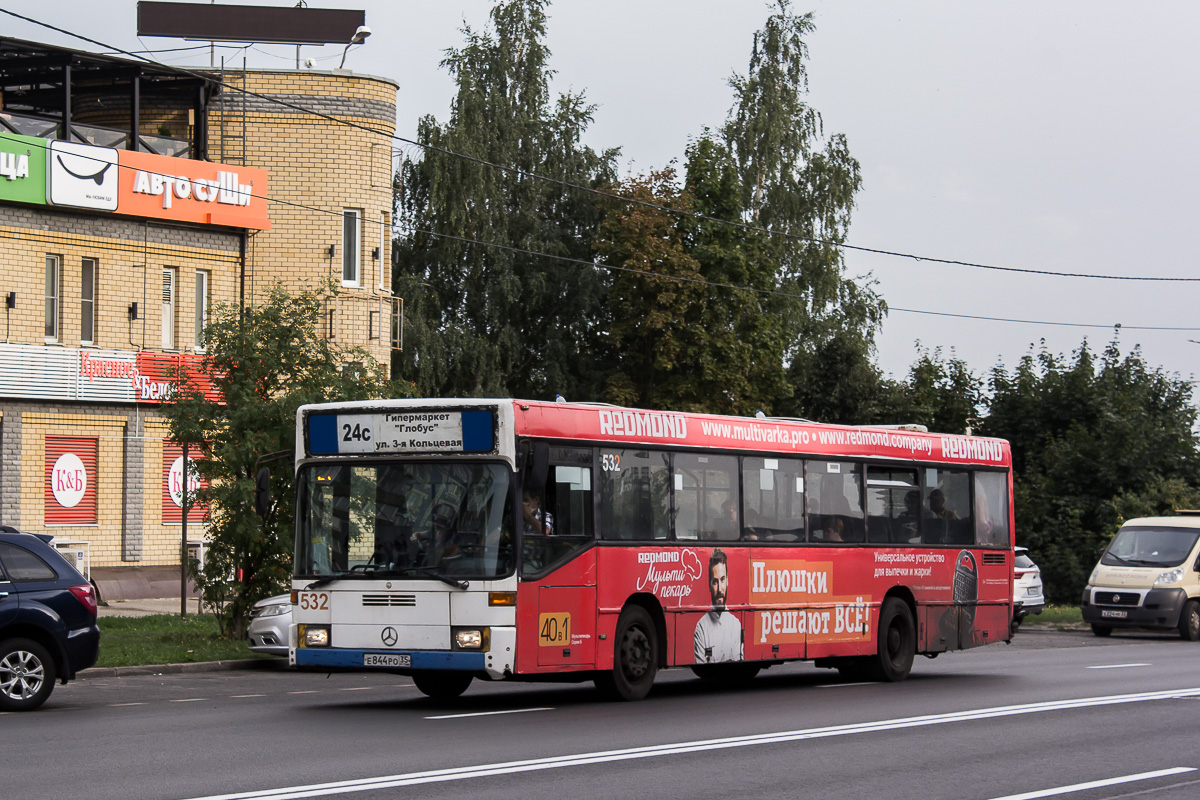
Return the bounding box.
[207,69,398,372]
[20,413,128,567]
[0,225,240,354]
[143,415,206,567]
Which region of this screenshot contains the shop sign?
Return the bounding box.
[0,133,47,205]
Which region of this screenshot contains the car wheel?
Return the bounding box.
[1090,624,1113,637]
[1178,600,1200,641]
[0,638,57,712]
[595,605,658,701]
[411,671,473,700]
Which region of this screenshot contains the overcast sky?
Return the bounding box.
[6,0,1200,387]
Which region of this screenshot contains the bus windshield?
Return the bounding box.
[1102,526,1200,568]
[295,461,514,582]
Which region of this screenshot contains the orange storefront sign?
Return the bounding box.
[117,149,270,230]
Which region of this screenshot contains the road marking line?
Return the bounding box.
[178,687,1200,800]
[170,698,205,703]
[109,702,147,707]
[818,682,873,688]
[986,767,1196,800]
[339,687,373,692]
[1087,663,1150,670]
[287,691,319,695]
[426,707,553,720]
[231,695,266,698]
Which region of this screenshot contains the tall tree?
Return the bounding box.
[984,337,1200,602]
[594,135,789,415]
[394,0,617,400]
[721,1,885,418]
[165,284,399,637]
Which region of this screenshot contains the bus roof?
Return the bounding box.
[296,398,1011,468]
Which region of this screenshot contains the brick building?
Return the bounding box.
[0,38,398,598]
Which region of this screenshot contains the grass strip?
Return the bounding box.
[95,613,270,668]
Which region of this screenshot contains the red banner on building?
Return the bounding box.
[161,442,209,525]
[44,436,98,525]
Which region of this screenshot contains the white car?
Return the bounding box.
[246,594,291,656]
[1012,546,1045,630]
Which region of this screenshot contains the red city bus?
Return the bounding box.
[289,398,1014,700]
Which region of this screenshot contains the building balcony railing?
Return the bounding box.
[0,111,191,158]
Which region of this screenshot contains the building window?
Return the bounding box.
[369,308,380,340]
[342,209,361,286]
[194,269,209,351]
[80,258,96,345]
[162,267,176,350]
[44,255,60,342]
[379,211,387,290]
[391,297,403,350]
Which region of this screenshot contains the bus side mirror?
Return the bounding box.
[255,467,271,518]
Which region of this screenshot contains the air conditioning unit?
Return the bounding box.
[53,540,90,580]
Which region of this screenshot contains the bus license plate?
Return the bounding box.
[1101,610,1128,619]
[364,653,410,667]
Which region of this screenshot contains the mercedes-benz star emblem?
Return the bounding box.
[1112,594,1120,603]
[381,627,398,647]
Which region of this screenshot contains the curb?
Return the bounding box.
[83,658,290,679]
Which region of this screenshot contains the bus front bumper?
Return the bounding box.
[295,647,487,672]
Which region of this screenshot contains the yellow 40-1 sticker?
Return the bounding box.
[538,612,570,646]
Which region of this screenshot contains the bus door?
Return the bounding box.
[521,446,598,668]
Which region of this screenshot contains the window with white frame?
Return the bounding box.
[194,269,209,351]
[44,255,60,342]
[80,258,96,345]
[379,211,387,290]
[342,209,361,286]
[162,267,177,350]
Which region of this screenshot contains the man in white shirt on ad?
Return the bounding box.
[694,548,743,663]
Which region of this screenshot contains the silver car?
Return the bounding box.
[246,594,291,656]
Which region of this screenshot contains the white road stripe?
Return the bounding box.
[426,707,553,720]
[109,702,147,707]
[180,686,1200,800]
[986,767,1196,800]
[1087,663,1150,670]
[170,698,204,703]
[231,695,266,698]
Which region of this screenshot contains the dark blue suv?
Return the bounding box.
[0,528,100,711]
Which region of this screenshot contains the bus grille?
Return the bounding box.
[981,553,1006,565]
[362,594,417,607]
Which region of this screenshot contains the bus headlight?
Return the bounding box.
[1155,568,1184,586]
[302,624,330,647]
[453,627,489,651]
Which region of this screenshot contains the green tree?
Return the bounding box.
[394,0,617,400]
[984,337,1200,603]
[722,0,885,413]
[165,284,399,637]
[594,135,789,415]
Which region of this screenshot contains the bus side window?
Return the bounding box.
[548,465,594,538]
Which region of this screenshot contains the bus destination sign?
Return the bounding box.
[307,410,495,456]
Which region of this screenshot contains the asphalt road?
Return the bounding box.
[7,628,1200,800]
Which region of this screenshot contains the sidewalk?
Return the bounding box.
[98,596,208,618]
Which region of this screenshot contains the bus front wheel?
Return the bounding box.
[412,670,473,700]
[596,605,658,701]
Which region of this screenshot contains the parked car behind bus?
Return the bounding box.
[1012,546,1045,631]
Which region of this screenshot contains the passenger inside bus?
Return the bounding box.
[522,488,555,535]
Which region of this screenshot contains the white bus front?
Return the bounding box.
[289,403,518,697]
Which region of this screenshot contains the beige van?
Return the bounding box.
[1081,515,1200,640]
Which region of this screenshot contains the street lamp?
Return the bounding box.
[338,25,372,69]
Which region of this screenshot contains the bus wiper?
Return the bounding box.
[393,566,469,590]
[1104,552,1134,566]
[304,575,339,589]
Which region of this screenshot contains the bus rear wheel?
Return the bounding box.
[412,670,473,700]
[869,598,915,682]
[596,605,658,701]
